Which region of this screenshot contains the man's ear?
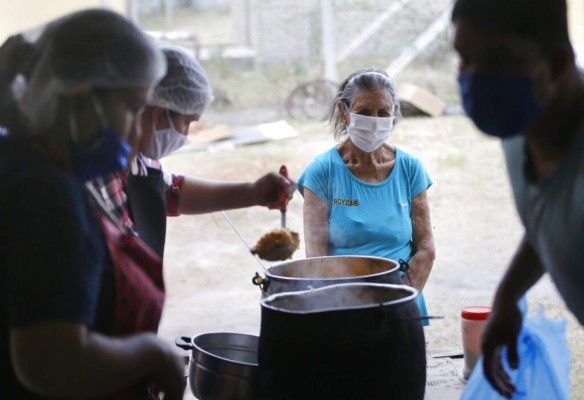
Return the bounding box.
[549,44,576,81]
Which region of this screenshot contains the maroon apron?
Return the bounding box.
[89,182,166,400]
[99,215,164,335]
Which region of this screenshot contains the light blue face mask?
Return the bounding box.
[68,93,131,182]
[458,72,544,138]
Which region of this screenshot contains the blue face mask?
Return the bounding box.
[69,127,131,182]
[68,94,131,182]
[458,72,543,138]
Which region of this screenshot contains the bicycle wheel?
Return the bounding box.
[286,80,336,121]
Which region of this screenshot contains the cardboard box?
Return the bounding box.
[397,83,446,117]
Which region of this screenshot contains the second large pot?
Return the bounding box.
[176,332,260,400]
[258,283,426,400]
[252,255,403,296]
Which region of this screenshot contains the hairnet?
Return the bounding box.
[149,45,213,116]
[0,9,166,134]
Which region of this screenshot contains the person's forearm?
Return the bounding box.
[406,191,435,292]
[302,190,329,257]
[403,245,435,292]
[61,332,174,396]
[177,177,256,214]
[305,241,328,257]
[493,235,544,308]
[303,223,328,257]
[12,325,176,398]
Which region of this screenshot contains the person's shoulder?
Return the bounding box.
[304,146,337,168]
[1,140,84,205]
[313,146,338,160]
[394,146,422,164]
[299,146,338,186]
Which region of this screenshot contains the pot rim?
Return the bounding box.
[260,282,419,314]
[265,255,400,281]
[191,332,259,367]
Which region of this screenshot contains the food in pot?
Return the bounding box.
[251,228,300,261]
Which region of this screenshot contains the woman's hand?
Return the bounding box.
[480,237,544,398]
[481,302,523,398]
[147,336,187,400]
[253,172,298,209]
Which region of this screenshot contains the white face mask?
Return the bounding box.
[347,112,394,153]
[142,110,188,159]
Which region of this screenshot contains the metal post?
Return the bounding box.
[385,6,452,78]
[320,0,337,83]
[165,0,173,30]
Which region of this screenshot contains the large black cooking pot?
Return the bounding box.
[258,283,426,400]
[252,255,404,296]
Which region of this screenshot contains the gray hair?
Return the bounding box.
[329,67,402,141]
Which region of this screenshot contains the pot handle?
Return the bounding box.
[405,315,445,321]
[399,258,413,285]
[380,310,445,322]
[175,335,194,351]
[252,272,270,296]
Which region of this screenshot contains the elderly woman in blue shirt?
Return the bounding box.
[298,67,436,324]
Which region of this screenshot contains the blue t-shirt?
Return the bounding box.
[298,146,433,323]
[0,139,114,399]
[298,146,432,259]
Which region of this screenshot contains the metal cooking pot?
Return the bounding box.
[258,283,426,400]
[252,255,403,296]
[175,332,260,400]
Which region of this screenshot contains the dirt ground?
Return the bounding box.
[156,110,584,398]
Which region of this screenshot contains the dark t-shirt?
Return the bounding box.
[0,138,114,398]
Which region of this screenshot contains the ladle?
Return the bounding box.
[221,211,267,271]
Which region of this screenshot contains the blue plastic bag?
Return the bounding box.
[460,306,570,400]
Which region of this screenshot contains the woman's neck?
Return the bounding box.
[338,139,393,166]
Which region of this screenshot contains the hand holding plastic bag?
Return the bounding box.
[461,306,570,400]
